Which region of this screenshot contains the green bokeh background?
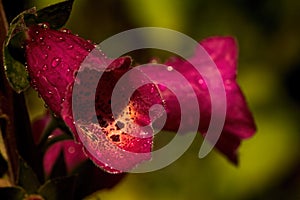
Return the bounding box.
[24,0,300,199]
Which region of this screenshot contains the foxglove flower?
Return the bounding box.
[25,24,160,173]
[151,37,256,163]
[25,23,255,173]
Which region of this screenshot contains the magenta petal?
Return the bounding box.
[43,140,87,175]
[26,25,157,173]
[31,112,65,145]
[31,112,52,144]
[198,36,256,139]
[153,36,256,163]
[72,56,163,173]
[25,24,95,116]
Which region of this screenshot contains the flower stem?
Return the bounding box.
[0,0,44,184]
[0,0,17,184]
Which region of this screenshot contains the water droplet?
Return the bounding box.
[58,37,65,41]
[225,79,232,90]
[61,29,71,34]
[31,79,38,90]
[42,23,49,29]
[36,70,41,77]
[51,57,61,68]
[61,98,65,103]
[42,54,48,59]
[42,64,48,71]
[68,146,75,154]
[67,44,73,50]
[198,79,204,85]
[39,37,44,41]
[167,66,173,71]
[150,86,155,94]
[35,30,39,35]
[225,79,231,85]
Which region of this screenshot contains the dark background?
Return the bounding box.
[4,0,300,199]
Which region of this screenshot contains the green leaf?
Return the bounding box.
[35,0,75,30]
[17,157,41,194]
[3,47,29,93]
[2,8,36,93]
[0,186,26,200]
[4,7,36,47]
[38,176,76,200]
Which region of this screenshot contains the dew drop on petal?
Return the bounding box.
[225,79,233,90]
[68,146,75,154]
[36,70,41,77]
[59,37,65,41]
[198,78,204,85]
[42,54,48,59]
[167,66,173,71]
[67,44,74,50]
[42,64,48,71]
[51,57,61,68]
[42,23,49,29]
[48,91,53,95]
[61,29,71,34]
[150,86,155,94]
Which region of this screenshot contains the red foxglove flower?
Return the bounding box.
[150,37,256,163]
[25,24,160,173]
[25,23,256,173]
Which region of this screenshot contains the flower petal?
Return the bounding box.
[25,24,95,116]
[72,56,163,173]
[149,36,256,163]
